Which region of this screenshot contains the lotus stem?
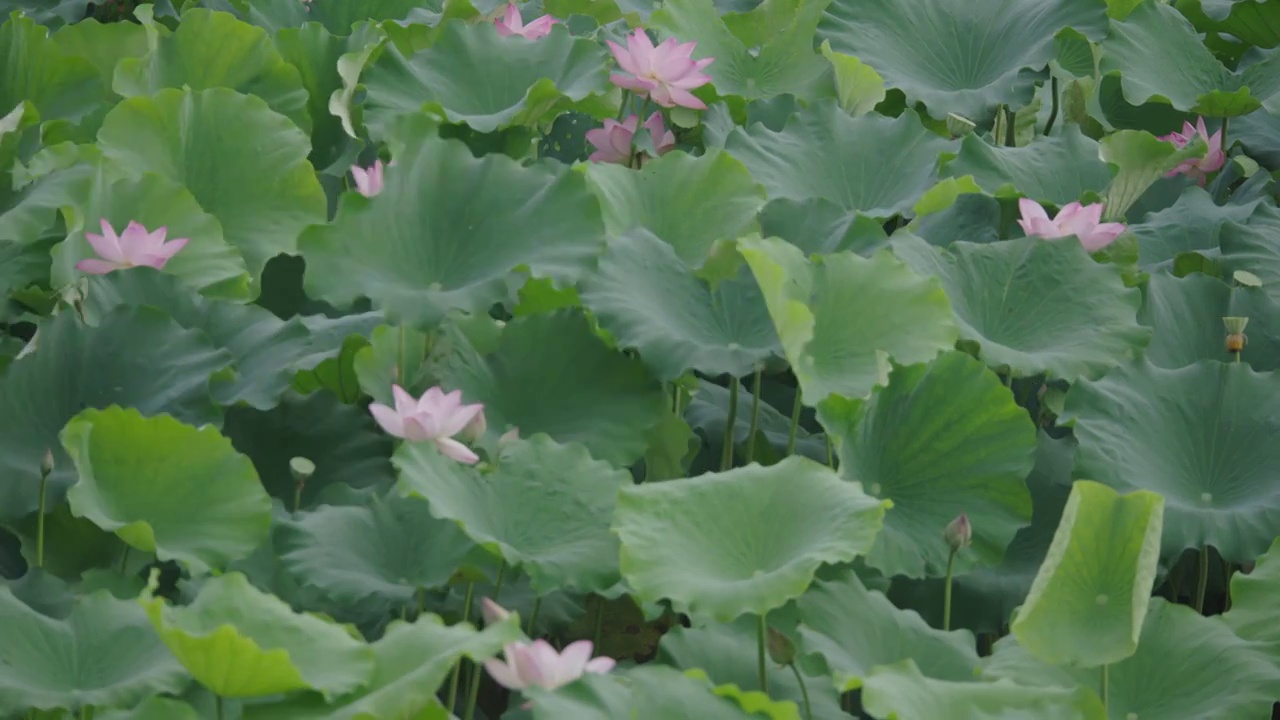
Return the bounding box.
[463,562,506,720]
[1043,76,1059,136]
[943,547,957,631]
[213,697,222,720]
[756,612,768,693]
[445,581,476,711]
[527,597,542,636]
[627,97,653,169]
[786,389,802,455]
[825,434,834,469]
[119,547,130,573]
[744,368,763,463]
[1004,106,1015,147]
[591,594,605,647]
[35,473,47,569]
[616,89,633,121]
[1195,546,1210,614]
[789,664,813,720]
[1221,116,1229,153]
[1101,664,1109,712]
[721,376,739,470]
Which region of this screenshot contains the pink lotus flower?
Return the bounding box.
[484,638,616,692]
[585,112,676,164]
[607,29,714,110]
[368,385,484,464]
[75,219,188,275]
[494,3,558,40]
[351,160,385,198]
[1017,199,1126,252]
[1159,116,1225,185]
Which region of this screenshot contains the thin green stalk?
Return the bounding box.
[721,376,740,470]
[81,706,94,720]
[744,368,763,463]
[1225,563,1237,611]
[1043,76,1059,136]
[756,613,768,693]
[292,481,304,514]
[627,97,653,169]
[445,581,476,712]
[527,597,542,636]
[1169,555,1186,602]
[943,548,958,631]
[785,390,802,455]
[788,664,813,720]
[1195,545,1210,614]
[119,547,130,573]
[35,472,47,569]
[1221,116,1229,153]
[1004,106,1015,147]
[1100,665,1109,712]
[591,595,606,647]
[615,89,633,121]
[463,563,507,720]
[214,697,222,720]
[825,435,834,469]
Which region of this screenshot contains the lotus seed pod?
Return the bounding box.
[1223,317,1249,335]
[946,113,976,137]
[289,456,316,484]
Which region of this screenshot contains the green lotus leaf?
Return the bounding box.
[300,122,604,328]
[395,435,630,594]
[223,390,394,509]
[580,230,780,380]
[96,86,326,279]
[989,599,1280,720]
[1221,204,1280,306]
[1010,480,1163,668]
[62,406,272,574]
[113,9,310,133]
[242,613,522,720]
[98,697,200,720]
[0,307,229,523]
[352,324,433,407]
[614,455,888,622]
[940,128,1112,204]
[1139,271,1280,371]
[797,569,979,692]
[1224,537,1280,649]
[0,13,103,125]
[818,0,1108,122]
[50,17,150,91]
[143,572,375,699]
[684,381,828,465]
[893,235,1150,381]
[0,588,189,715]
[434,311,666,466]
[1098,128,1209,220]
[277,492,476,607]
[1129,186,1261,269]
[819,351,1036,578]
[757,198,891,256]
[740,235,957,404]
[361,20,609,137]
[649,0,830,101]
[861,660,1106,720]
[583,149,766,266]
[1061,359,1280,564]
[725,101,953,217]
[1232,105,1280,168]
[1181,0,1280,52]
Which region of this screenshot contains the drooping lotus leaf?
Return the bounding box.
[277,492,476,607]
[0,589,189,715]
[725,101,954,217]
[300,120,605,328]
[434,311,666,466]
[62,406,272,574]
[739,236,957,404]
[0,14,103,125]
[1128,186,1261,269]
[1060,359,1280,564]
[796,569,979,692]
[1224,536,1280,649]
[580,230,781,380]
[1138,272,1280,372]
[395,435,630,594]
[0,307,229,523]
[1098,129,1210,221]
[113,9,310,132]
[96,86,326,279]
[1221,204,1280,306]
[143,572,375,699]
[818,351,1036,578]
[988,599,1280,720]
[614,455,888,622]
[892,235,1150,381]
[361,20,609,137]
[583,149,766,266]
[861,660,1107,720]
[818,0,1108,122]
[241,613,523,720]
[940,128,1113,205]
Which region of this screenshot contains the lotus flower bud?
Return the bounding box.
[498,427,521,446]
[766,626,796,666]
[482,597,511,625]
[461,409,487,444]
[40,449,54,478]
[944,514,971,551]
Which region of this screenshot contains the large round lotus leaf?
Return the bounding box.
[300,123,605,328]
[50,16,150,90]
[940,128,1112,205]
[96,86,326,278]
[817,0,1107,122]
[1061,359,1280,564]
[614,455,888,622]
[98,697,200,720]
[1221,204,1280,306]
[818,351,1036,578]
[758,198,891,257]
[223,391,395,509]
[0,307,229,523]
[1010,480,1164,668]
[1129,187,1261,269]
[395,435,630,594]
[434,311,666,466]
[1224,537,1280,649]
[988,599,1280,720]
[861,660,1106,720]
[583,149,766,265]
[277,493,475,607]
[893,235,1150,381]
[0,589,189,715]
[242,614,522,720]
[50,168,251,299]
[361,21,609,137]
[0,14,103,124]
[796,569,979,692]
[113,9,310,132]
[739,236,957,404]
[1139,272,1280,371]
[725,101,953,217]
[580,230,780,380]
[143,572,375,699]
[649,0,828,101]
[62,406,272,574]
